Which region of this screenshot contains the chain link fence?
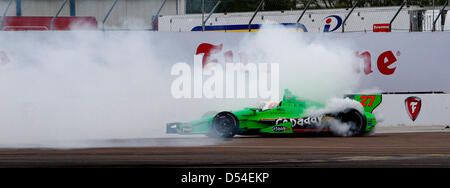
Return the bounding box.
[161,0,450,32]
[0,0,448,32]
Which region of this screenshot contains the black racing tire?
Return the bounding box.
[207,111,239,138]
[335,108,367,136]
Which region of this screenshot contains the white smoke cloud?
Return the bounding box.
[0,22,363,147]
[326,119,356,137]
[0,31,179,147]
[238,22,361,103]
[305,97,365,137]
[306,97,365,116]
[237,22,364,137]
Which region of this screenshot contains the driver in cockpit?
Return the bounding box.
[259,99,282,111]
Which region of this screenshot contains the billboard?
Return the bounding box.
[176,32,450,93]
[0,31,449,126]
[374,94,450,126]
[1,16,98,31]
[0,32,448,92]
[373,23,390,32]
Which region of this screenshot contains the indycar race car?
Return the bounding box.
[167,89,381,138]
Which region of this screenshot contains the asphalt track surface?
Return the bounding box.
[0,126,449,168]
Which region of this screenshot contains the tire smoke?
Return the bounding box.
[0,23,361,147]
[306,97,365,136]
[238,22,361,103]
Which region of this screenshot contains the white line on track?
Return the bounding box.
[376,125,450,133]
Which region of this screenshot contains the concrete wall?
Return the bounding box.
[374,94,450,126]
[0,0,185,29]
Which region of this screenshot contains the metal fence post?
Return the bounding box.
[201,0,205,31]
[441,10,447,31]
[342,0,359,33]
[432,0,448,32]
[249,0,264,32]
[176,0,178,15]
[51,0,69,31]
[102,0,119,32]
[202,0,221,30]
[152,0,167,31]
[0,0,13,31]
[389,0,407,32]
[296,0,312,32]
[69,0,76,16]
[16,0,22,16]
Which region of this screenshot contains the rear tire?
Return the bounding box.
[335,108,366,136]
[207,111,239,138]
[322,108,366,136]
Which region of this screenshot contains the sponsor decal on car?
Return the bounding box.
[345,94,382,113]
[271,126,289,132]
[275,116,323,128]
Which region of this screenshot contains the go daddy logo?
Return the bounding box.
[275,116,323,128]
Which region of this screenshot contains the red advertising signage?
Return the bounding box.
[373,23,390,32]
[0,16,98,31]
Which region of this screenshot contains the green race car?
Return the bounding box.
[167,89,381,138]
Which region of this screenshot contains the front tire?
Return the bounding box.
[207,111,239,138]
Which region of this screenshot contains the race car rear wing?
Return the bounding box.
[344,94,382,113]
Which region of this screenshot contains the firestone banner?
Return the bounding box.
[172,32,450,93]
[1,32,449,93]
[0,31,449,127]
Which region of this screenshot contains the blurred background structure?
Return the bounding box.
[0,0,448,31]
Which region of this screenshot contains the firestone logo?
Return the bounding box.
[405,96,422,121]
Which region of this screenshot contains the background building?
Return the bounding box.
[0,0,448,31]
[0,0,186,29]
